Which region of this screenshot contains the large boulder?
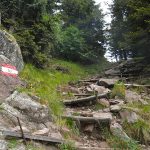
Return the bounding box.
[0,30,24,102]
[5,91,51,123]
[0,30,24,71]
[0,91,61,139]
[0,55,22,103]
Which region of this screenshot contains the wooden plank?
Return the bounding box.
[2,130,63,144]
[63,92,110,106]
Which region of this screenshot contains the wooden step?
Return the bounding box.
[63,112,112,123]
[2,130,63,144]
[63,92,110,106]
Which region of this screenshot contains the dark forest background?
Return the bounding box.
[0,0,149,67]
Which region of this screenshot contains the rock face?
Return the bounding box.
[5,91,51,123]
[0,30,24,71]
[0,56,22,102]
[0,91,61,139]
[0,30,24,102]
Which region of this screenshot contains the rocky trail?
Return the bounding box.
[0,29,150,149]
[60,66,150,150]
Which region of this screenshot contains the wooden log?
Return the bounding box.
[2,130,63,144]
[63,92,110,106]
[77,147,106,150]
[79,79,99,83]
[74,94,92,97]
[125,84,150,88]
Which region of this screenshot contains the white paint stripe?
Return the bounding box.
[1,66,18,75]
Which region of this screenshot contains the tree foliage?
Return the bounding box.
[0,0,105,66]
[109,0,150,61]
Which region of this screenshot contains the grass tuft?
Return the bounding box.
[111,82,126,99]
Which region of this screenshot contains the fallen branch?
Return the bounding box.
[2,130,63,144]
[63,92,110,106]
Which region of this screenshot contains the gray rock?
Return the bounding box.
[6,91,51,123]
[97,98,110,107]
[93,112,112,121]
[105,68,120,76]
[110,122,130,141]
[0,55,22,103]
[11,126,30,133]
[49,132,63,140]
[0,140,7,150]
[125,90,146,104]
[83,124,94,133]
[1,103,27,126]
[97,78,119,88]
[110,105,121,113]
[32,128,49,136]
[0,30,24,71]
[88,84,110,94]
[120,110,139,123]
[109,99,124,105]
[0,55,11,64]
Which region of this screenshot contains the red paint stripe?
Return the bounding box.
[1,64,17,70]
[0,71,17,78]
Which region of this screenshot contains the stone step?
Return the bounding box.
[63,112,112,123]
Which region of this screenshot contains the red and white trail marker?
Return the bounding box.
[0,64,18,77]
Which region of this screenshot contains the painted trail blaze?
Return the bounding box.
[0,64,18,77]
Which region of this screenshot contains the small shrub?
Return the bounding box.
[111,82,126,99]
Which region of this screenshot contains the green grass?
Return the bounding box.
[122,101,150,145]
[111,82,126,99]
[123,119,150,144]
[102,129,141,150]
[20,59,108,119]
[59,141,76,150]
[8,139,18,149]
